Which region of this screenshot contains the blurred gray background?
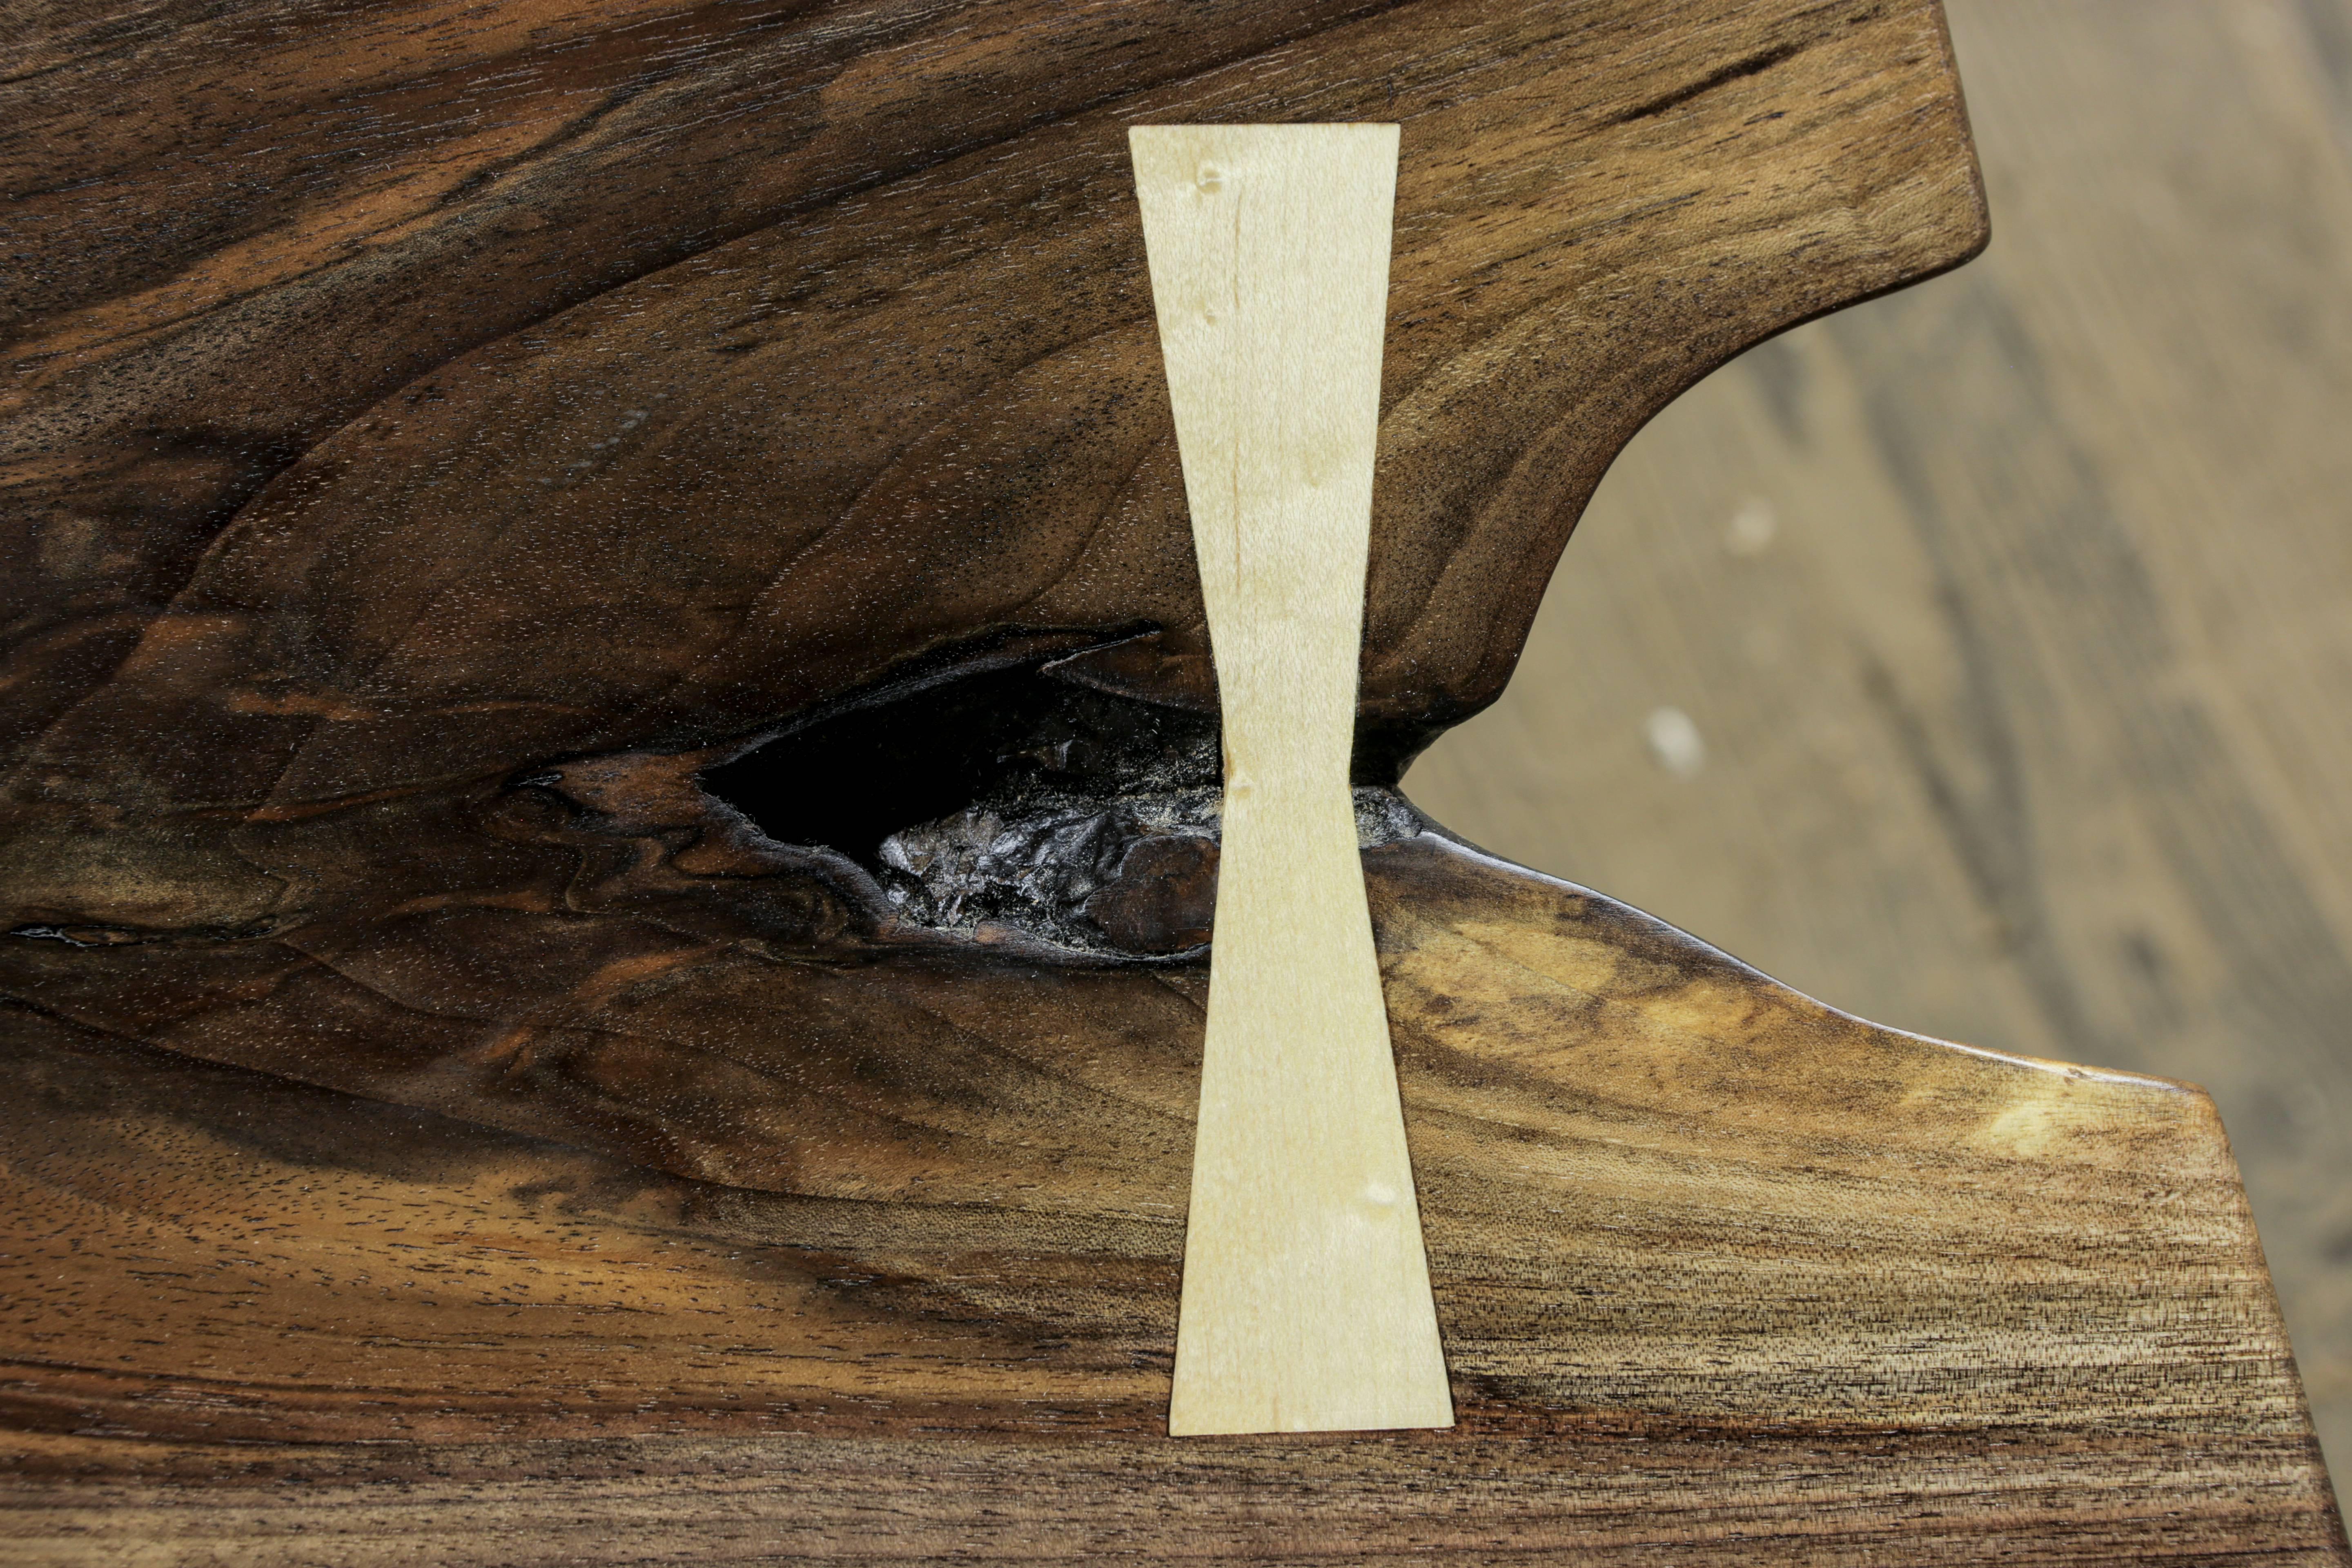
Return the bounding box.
[1406,0,2352,1481]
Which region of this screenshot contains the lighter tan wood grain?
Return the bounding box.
[0,838,2343,1561]
[1133,123,1450,1436]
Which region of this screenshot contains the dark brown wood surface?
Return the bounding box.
[0,0,1980,860]
[1,0,2342,1560]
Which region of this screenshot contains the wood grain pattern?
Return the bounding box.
[1405,0,2352,1489]
[1135,123,1448,1435]
[2,0,2342,1559]
[0,0,1989,869]
[0,836,2344,1563]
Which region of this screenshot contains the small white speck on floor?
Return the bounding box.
[1645,706,1707,778]
[1725,496,1778,556]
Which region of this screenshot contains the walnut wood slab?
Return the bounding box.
[1136,122,1450,1436]
[0,0,2343,1560]
[1,841,2344,1562]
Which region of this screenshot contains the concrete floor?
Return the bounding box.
[1408,0,2352,1488]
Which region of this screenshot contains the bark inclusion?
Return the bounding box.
[698,659,1422,957]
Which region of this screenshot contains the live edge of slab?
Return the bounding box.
[0,833,2342,1566]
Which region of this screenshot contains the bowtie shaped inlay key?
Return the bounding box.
[1131,123,1454,1438]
